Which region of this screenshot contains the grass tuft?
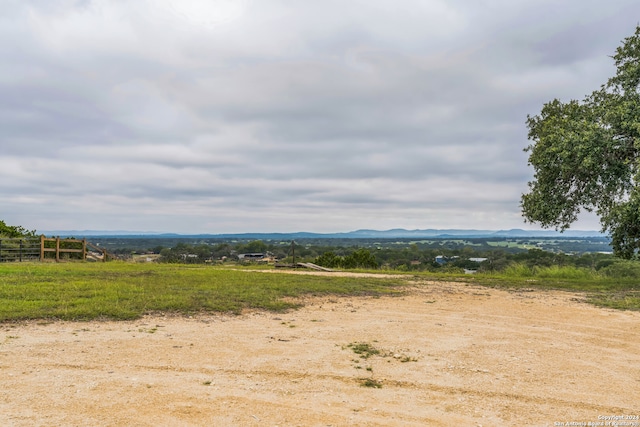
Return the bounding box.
[358,378,383,388]
[348,342,382,359]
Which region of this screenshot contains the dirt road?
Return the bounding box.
[1,280,638,426]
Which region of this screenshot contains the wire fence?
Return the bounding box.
[0,238,41,262]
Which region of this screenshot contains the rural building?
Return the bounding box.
[237,252,277,263]
[237,253,266,261]
[435,255,459,265]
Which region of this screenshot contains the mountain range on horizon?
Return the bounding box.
[39,228,607,239]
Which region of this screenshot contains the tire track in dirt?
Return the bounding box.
[17,356,636,418]
[1,281,639,426]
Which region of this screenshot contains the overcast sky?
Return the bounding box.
[2,0,639,234]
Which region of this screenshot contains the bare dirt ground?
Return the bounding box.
[1,274,639,426]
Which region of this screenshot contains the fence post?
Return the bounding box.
[56,237,60,262]
[0,239,2,262]
[82,238,87,261]
[19,240,23,262]
[40,235,45,261]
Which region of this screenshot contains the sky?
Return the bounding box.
[2,0,639,234]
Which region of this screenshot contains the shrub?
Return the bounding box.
[502,263,534,278]
[600,261,640,278]
[315,249,378,269]
[533,265,593,280]
[0,220,36,238]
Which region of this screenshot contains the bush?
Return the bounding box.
[533,265,593,280]
[315,249,378,269]
[315,251,342,268]
[599,261,640,278]
[0,220,36,238]
[343,249,378,269]
[502,263,534,278]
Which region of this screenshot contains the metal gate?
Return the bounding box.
[0,237,41,262]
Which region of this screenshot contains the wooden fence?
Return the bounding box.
[0,236,113,262]
[41,236,86,262]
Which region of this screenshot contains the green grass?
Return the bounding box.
[1,261,638,322]
[471,264,639,310]
[0,262,402,322]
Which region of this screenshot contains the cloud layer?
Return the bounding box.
[2,0,638,233]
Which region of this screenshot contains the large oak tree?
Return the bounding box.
[522,26,640,258]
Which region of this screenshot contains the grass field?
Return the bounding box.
[0,262,638,322]
[0,263,402,321]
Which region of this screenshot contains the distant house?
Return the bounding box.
[238,252,278,263]
[436,256,487,265]
[435,255,459,265]
[238,253,266,261]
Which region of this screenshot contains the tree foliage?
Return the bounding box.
[0,221,36,238]
[522,26,640,258]
[315,248,379,269]
[238,240,268,254]
[159,243,213,263]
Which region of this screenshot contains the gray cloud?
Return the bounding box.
[1,0,637,233]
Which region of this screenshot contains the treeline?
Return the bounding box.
[146,239,624,274]
[2,220,624,273]
[88,235,612,255]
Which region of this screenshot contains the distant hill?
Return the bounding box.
[348,228,605,238]
[489,229,605,237]
[39,228,606,239]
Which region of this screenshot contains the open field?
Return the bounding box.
[1,262,638,323]
[0,265,639,425]
[1,278,638,426]
[0,263,402,321]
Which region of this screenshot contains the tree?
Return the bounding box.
[314,248,378,269]
[343,248,378,269]
[239,240,268,254]
[0,220,36,238]
[315,251,342,268]
[522,26,640,258]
